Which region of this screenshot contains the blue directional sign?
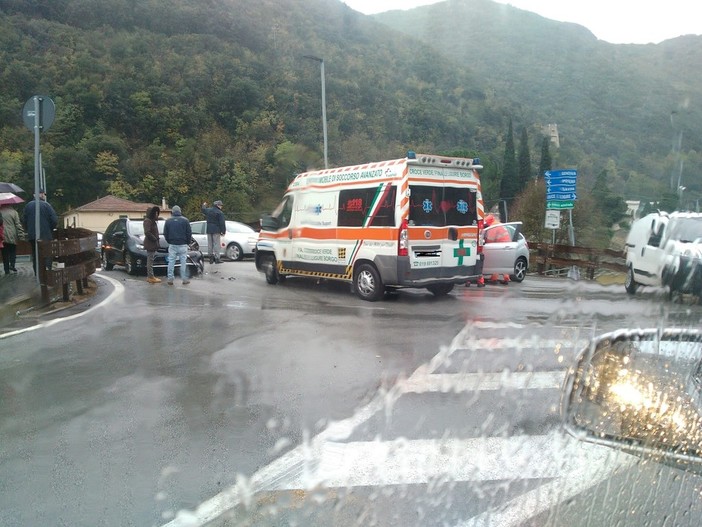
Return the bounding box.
[545,169,577,179]
[545,169,577,210]
[547,192,577,201]
[546,184,577,193]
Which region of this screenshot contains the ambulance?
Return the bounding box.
[255,152,485,301]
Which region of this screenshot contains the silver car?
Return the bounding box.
[482,221,529,282]
[190,220,258,261]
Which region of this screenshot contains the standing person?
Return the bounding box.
[143,205,162,284]
[163,205,192,286]
[1,203,25,274]
[201,200,226,264]
[22,189,58,276]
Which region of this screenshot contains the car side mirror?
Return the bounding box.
[562,328,702,474]
[260,214,279,232]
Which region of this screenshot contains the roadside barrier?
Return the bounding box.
[36,228,99,303]
[534,243,627,280]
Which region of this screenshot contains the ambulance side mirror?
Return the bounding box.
[260,214,280,232]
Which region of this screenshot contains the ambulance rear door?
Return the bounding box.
[407,166,480,279]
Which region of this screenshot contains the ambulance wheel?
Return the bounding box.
[354,263,383,302]
[625,266,638,295]
[264,255,279,285]
[427,283,454,296]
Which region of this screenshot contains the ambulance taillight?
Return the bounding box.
[398,219,408,256]
[477,218,485,255]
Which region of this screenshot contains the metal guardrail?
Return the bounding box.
[37,228,98,303]
[534,243,627,280]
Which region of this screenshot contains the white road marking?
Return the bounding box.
[311,432,620,488]
[399,371,565,393]
[456,447,635,527]
[0,273,124,339]
[160,323,619,527]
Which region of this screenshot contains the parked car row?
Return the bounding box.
[100,215,530,283]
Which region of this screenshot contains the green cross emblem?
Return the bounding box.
[453,239,470,264]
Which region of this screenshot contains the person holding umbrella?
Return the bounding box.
[0,196,26,274]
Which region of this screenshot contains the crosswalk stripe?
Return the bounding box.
[399,371,566,393]
[311,432,615,488]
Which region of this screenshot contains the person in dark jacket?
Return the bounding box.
[22,189,58,275]
[201,200,226,264]
[143,206,161,284]
[163,205,192,285]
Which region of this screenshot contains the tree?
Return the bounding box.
[499,119,518,215]
[538,136,552,179]
[517,126,531,192]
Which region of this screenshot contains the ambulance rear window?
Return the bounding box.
[409,185,477,227]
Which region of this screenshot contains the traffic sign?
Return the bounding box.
[545,209,561,229]
[544,169,577,179]
[22,95,55,132]
[545,184,576,193]
[547,200,575,209]
[547,192,577,201]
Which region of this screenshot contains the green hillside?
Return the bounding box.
[0,0,699,230]
[374,0,702,204]
[0,0,513,220]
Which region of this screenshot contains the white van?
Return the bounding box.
[624,211,702,296]
[255,152,485,301]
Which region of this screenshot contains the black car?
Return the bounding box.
[101,218,203,276]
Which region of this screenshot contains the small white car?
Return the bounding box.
[482,221,530,282]
[190,220,258,261]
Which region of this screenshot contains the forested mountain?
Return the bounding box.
[0,0,699,226]
[0,0,510,221]
[374,0,702,204]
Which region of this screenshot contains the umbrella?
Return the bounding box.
[0,192,25,206]
[0,182,24,193]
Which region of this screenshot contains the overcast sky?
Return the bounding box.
[343,0,702,44]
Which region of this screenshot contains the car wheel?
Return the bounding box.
[264,255,279,285]
[625,266,638,295]
[512,257,528,282]
[427,283,454,296]
[102,251,114,271]
[125,251,138,275]
[226,243,243,261]
[354,263,384,302]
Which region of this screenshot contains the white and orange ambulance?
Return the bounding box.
[255,152,485,301]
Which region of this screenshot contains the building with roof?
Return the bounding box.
[62,195,171,233]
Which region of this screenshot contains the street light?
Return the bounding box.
[303,55,328,169]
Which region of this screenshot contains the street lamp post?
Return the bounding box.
[303,55,328,169]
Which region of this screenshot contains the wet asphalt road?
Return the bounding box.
[1,262,701,526]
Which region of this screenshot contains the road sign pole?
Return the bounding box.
[33,96,42,283]
[568,208,575,246]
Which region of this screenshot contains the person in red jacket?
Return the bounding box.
[484,214,512,284]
